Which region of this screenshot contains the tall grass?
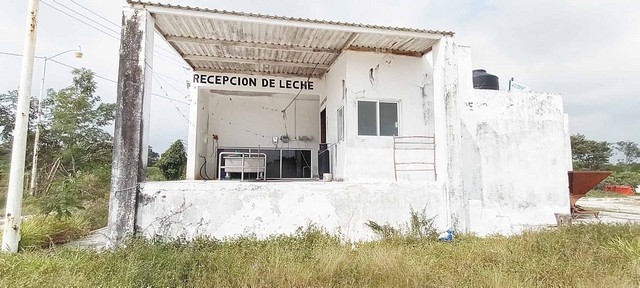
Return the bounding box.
[1,223,639,287]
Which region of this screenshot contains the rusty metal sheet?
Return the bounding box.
[568,171,611,209]
[139,2,449,77]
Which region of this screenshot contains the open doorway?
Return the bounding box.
[318,108,330,178]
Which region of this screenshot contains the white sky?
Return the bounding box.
[1,0,639,153]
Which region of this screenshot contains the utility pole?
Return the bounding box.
[2,0,40,253]
[29,48,82,196]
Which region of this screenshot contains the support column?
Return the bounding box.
[186,85,200,180]
[432,36,467,231]
[108,8,154,244]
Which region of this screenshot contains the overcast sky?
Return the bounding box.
[1,0,639,153]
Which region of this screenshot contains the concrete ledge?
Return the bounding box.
[136,181,446,241]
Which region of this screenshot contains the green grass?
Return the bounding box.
[146,166,166,181]
[1,223,639,287]
[586,189,630,198]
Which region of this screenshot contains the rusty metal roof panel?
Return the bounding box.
[129,0,454,36]
[131,1,451,76]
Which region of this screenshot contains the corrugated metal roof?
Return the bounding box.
[128,1,452,77]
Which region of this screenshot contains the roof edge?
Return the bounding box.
[127,0,455,37]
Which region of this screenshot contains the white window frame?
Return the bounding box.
[357,100,400,136]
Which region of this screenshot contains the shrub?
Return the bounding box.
[38,176,84,218]
[17,215,90,250]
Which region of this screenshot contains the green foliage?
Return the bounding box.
[571,133,613,170]
[38,176,85,218]
[603,170,640,193]
[17,215,90,250]
[156,140,187,180]
[615,140,640,164]
[146,166,166,181]
[148,146,160,167]
[43,68,115,174]
[0,224,639,287]
[586,189,627,198]
[366,208,437,241]
[0,90,38,143]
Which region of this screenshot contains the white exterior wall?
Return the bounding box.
[175,44,574,239]
[321,54,348,179]
[186,87,209,180]
[460,90,571,236]
[137,181,446,242]
[341,51,435,181]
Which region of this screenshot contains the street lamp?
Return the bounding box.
[28,47,83,196]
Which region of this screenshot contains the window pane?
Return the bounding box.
[358,101,377,136]
[379,102,398,136]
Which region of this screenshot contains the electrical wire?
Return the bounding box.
[69,0,120,28]
[152,73,195,128]
[42,0,188,69]
[281,63,320,138]
[154,73,188,96]
[51,0,120,34]
[41,0,119,40]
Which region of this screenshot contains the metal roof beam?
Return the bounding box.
[195,68,323,78]
[167,36,341,54]
[347,46,424,57]
[184,55,330,69]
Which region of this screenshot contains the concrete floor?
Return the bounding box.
[573,195,640,224]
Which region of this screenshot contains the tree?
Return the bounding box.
[0,90,40,142]
[44,68,116,173]
[156,140,187,180]
[614,140,640,164]
[148,146,160,167]
[570,134,613,171]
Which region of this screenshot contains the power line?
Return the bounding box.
[51,0,120,34]
[0,52,24,57]
[48,59,117,83]
[50,59,190,105]
[41,0,189,69]
[69,0,120,28]
[154,73,188,95]
[40,0,119,41]
[3,51,190,108]
[152,92,189,105]
[152,73,194,127]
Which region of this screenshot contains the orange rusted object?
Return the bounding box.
[604,185,634,196]
[568,171,611,217]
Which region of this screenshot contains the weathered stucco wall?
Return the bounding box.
[342,51,435,181]
[136,181,447,242]
[321,53,348,179]
[460,90,571,235]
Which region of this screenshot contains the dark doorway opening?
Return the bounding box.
[318,109,330,178]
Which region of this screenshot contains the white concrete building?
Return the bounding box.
[108,1,573,243]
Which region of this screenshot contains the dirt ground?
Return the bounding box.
[574,195,640,223]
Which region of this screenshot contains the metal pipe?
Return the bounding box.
[2,0,40,253]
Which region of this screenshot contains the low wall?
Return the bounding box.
[459,90,572,236]
[136,181,446,242]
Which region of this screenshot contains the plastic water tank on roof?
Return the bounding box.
[473,69,499,90]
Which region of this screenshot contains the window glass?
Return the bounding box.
[379,102,398,136]
[358,101,377,136]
